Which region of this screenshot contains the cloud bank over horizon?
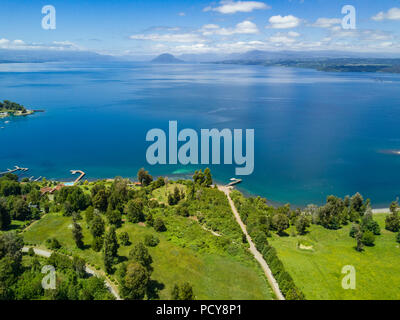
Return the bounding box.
[0,1,400,58]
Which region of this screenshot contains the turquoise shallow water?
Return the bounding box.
[1,61,400,207]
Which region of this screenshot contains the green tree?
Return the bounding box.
[144,234,159,247]
[125,199,144,223]
[385,211,400,232]
[90,214,105,238]
[272,213,289,235]
[119,232,130,246]
[0,199,11,230]
[153,217,166,232]
[350,192,365,215]
[355,230,364,252]
[137,168,153,186]
[361,230,375,246]
[103,226,119,273]
[170,282,195,300]
[72,222,84,249]
[122,261,150,300]
[12,198,31,221]
[129,242,153,272]
[107,209,122,227]
[295,215,310,235]
[203,168,212,187]
[92,189,109,212]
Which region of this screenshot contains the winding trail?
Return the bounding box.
[22,246,121,300]
[218,185,285,301]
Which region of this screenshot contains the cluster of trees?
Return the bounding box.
[385,201,400,233]
[0,230,113,300]
[0,232,24,299]
[0,100,27,113]
[45,252,114,300]
[314,193,370,230]
[117,242,154,299]
[192,168,212,187]
[230,193,305,300]
[167,186,185,206]
[171,282,195,300]
[0,174,49,230]
[137,168,153,186]
[349,210,380,251]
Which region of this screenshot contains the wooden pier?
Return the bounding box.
[226,178,242,187]
[70,170,86,185]
[0,166,29,176]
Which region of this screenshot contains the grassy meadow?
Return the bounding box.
[23,208,273,300]
[269,213,400,300]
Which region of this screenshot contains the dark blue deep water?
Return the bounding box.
[1,61,400,207]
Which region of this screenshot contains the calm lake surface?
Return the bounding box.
[1,61,400,207]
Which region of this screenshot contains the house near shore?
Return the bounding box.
[40,184,65,195]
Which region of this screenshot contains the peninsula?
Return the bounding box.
[0,100,37,118]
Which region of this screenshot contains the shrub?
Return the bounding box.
[119,232,130,246]
[153,217,166,232]
[92,236,103,252]
[144,234,160,247]
[45,238,61,250]
[361,231,375,246]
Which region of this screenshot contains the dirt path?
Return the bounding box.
[22,246,121,300]
[372,208,390,214]
[217,185,285,300]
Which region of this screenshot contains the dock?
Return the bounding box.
[70,170,86,185]
[0,166,29,176]
[226,178,242,187]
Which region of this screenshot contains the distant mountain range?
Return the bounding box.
[1,48,399,66]
[177,50,400,63]
[151,53,184,63]
[0,49,119,63]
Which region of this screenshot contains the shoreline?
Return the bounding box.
[21,172,394,212]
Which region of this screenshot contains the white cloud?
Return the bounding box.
[372,8,400,21]
[0,38,83,51]
[288,31,300,37]
[312,18,341,28]
[130,33,204,43]
[0,38,10,45]
[178,12,186,16]
[201,20,259,36]
[269,35,296,44]
[267,15,301,29]
[13,40,25,45]
[204,1,270,14]
[268,31,300,44]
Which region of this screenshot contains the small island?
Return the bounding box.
[0,100,37,119]
[151,53,184,64]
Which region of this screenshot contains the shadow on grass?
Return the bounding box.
[147,279,165,300]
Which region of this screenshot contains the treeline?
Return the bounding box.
[0,100,27,113]
[0,174,51,230]
[230,193,305,300]
[0,232,113,300]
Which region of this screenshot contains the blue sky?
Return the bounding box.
[0,0,400,56]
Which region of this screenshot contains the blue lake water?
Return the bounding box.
[1,61,400,207]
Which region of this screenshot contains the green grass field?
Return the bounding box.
[23,213,273,300]
[269,213,400,300]
[151,183,187,204]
